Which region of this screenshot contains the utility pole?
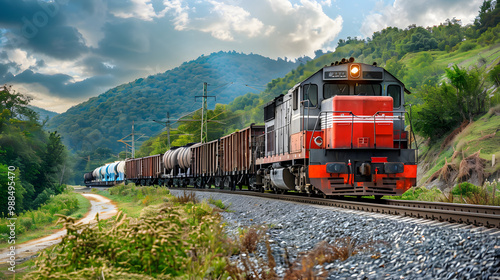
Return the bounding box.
[117,121,146,159]
[166,112,171,148]
[132,121,135,158]
[196,82,216,143]
[153,112,172,149]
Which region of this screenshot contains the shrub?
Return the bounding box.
[458,41,476,52]
[172,191,198,204]
[20,217,34,231]
[452,182,480,196]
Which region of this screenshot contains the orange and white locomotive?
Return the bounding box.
[255,58,417,197]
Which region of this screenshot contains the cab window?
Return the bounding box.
[324,83,349,99]
[387,85,401,108]
[293,88,298,110]
[355,83,381,96]
[303,84,318,107]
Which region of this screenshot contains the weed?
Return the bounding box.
[457,151,486,183]
[284,237,385,279]
[172,190,199,204]
[226,237,277,280]
[0,191,85,244]
[208,196,231,211]
[239,225,266,253]
[452,182,480,196]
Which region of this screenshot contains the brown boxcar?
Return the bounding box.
[220,124,265,175]
[125,158,139,180]
[192,139,220,177]
[125,154,162,185]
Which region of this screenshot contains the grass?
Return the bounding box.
[384,187,443,201]
[0,187,91,249]
[96,183,171,218]
[208,195,232,211]
[0,257,37,279]
[386,180,500,206]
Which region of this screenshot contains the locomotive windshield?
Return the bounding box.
[354,83,381,96]
[324,83,348,98]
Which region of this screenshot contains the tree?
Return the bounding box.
[413,65,489,139]
[0,85,69,215]
[489,63,500,86]
[445,65,488,121]
[474,0,500,34]
[413,84,461,139]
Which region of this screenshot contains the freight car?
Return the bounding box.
[85,57,417,198]
[84,160,126,187]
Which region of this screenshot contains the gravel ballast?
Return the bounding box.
[170,190,500,279]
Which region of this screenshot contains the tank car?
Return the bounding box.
[255,58,417,197]
[84,160,127,187]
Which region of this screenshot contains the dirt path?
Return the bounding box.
[0,194,118,264]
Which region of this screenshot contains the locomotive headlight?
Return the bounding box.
[349,64,361,79]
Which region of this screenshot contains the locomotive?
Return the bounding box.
[84,57,417,198]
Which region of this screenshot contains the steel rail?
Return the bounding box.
[173,188,500,229]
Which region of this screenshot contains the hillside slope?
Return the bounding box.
[28,105,58,123]
[418,104,500,190]
[46,51,300,153]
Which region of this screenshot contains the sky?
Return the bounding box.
[0,0,484,113]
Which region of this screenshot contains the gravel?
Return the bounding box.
[170,190,500,279]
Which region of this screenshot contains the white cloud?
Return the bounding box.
[160,0,191,30]
[1,0,343,113]
[162,0,343,58]
[111,0,160,21]
[6,49,37,73]
[186,1,264,41]
[361,0,483,37]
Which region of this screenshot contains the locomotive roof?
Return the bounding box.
[299,59,411,94]
[265,59,410,107]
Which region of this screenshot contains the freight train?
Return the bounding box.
[84,58,417,198]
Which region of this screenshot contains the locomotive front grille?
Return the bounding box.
[327,177,398,195]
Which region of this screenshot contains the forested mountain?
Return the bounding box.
[28,105,58,123]
[46,51,302,153]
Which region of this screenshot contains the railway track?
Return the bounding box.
[174,187,500,229]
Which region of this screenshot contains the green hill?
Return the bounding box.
[28,105,59,123]
[45,51,301,153]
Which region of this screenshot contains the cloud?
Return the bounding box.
[360,0,483,37]
[0,0,343,112]
[109,0,160,21]
[161,0,343,57]
[1,0,89,60]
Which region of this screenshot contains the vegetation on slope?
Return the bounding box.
[0,86,70,216]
